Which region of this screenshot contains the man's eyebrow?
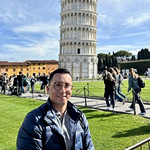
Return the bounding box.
[54,81,71,84]
[54,81,62,84]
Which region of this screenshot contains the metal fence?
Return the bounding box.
[125,137,150,150]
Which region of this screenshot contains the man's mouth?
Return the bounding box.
[58,95,67,98]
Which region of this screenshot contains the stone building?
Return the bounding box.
[59,0,98,79]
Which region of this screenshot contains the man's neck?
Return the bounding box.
[52,103,67,117]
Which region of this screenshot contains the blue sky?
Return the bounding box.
[0,0,150,62]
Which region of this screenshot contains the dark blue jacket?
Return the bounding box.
[17,98,94,150]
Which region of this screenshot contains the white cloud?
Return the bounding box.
[128,50,139,56]
[124,13,150,27]
[1,37,59,61]
[3,38,58,53]
[97,45,139,55]
[13,22,60,34]
[97,14,106,23]
[118,31,149,38]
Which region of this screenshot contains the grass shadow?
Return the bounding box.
[78,106,122,119]
[112,125,150,138]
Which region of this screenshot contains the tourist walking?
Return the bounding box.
[26,76,31,93]
[17,71,23,95]
[40,73,48,95]
[0,75,3,92]
[108,67,125,104]
[30,76,36,94]
[113,67,128,103]
[22,75,27,93]
[1,73,8,94]
[128,68,146,115]
[104,72,116,110]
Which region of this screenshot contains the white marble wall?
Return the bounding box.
[59,0,98,79]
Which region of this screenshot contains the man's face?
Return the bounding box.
[47,73,73,107]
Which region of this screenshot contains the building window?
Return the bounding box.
[21,68,23,71]
[33,67,35,70]
[43,67,45,70]
[13,68,15,72]
[6,68,8,72]
[38,67,40,70]
[33,63,35,65]
[43,63,45,65]
[90,21,92,25]
[27,68,29,71]
[38,63,40,65]
[77,48,80,54]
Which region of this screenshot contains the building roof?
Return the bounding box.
[0,61,30,66]
[26,60,58,64]
[0,60,58,66]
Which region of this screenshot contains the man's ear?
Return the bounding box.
[46,85,49,93]
[71,86,73,90]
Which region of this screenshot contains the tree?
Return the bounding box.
[111,55,116,67]
[97,53,106,59]
[108,56,112,68]
[131,55,136,60]
[97,53,118,72]
[97,53,107,71]
[114,50,132,59]
[114,57,118,68]
[137,48,150,60]
[105,54,109,67]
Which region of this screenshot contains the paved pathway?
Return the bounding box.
[20,92,150,119]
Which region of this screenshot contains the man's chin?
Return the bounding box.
[57,97,67,102]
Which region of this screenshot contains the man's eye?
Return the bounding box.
[65,83,70,87]
[55,84,62,87]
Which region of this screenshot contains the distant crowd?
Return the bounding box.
[0,71,49,96]
[0,67,146,115]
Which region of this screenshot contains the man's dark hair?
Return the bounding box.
[49,68,72,83]
[19,71,22,75]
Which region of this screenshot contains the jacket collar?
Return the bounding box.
[44,98,81,125]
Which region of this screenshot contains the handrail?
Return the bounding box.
[125,137,150,150]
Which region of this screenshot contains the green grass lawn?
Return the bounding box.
[0,94,150,150]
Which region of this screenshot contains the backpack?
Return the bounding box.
[13,77,18,86]
[137,77,145,88]
[118,74,123,84]
[31,79,35,85]
[0,77,3,84]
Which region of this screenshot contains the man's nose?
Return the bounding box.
[59,86,66,92]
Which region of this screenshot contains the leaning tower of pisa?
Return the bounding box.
[59,0,98,79]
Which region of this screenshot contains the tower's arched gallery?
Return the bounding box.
[59,0,98,79]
